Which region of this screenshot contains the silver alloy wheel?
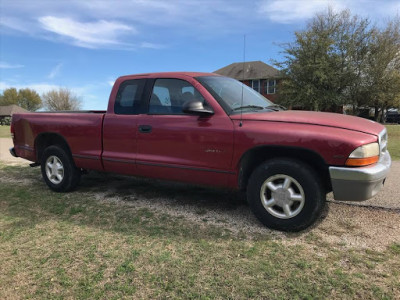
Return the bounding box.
[45,155,64,185]
[260,174,305,219]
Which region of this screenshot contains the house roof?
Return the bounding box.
[214,60,281,80]
[0,105,29,116]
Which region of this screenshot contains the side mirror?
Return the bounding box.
[182,100,214,116]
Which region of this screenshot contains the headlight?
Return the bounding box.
[345,142,379,166]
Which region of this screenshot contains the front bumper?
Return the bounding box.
[329,150,391,201]
[9,147,18,158]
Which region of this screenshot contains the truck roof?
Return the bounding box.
[116,72,220,81]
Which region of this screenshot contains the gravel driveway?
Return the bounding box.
[1,136,398,209]
[0,138,30,165]
[1,136,399,250]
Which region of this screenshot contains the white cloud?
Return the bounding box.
[0,16,35,33]
[0,81,110,110]
[1,0,398,49]
[48,63,63,79]
[107,80,115,87]
[259,0,345,23]
[39,16,136,49]
[0,82,60,94]
[0,61,24,69]
[0,81,92,97]
[259,0,400,24]
[1,1,256,49]
[140,42,165,49]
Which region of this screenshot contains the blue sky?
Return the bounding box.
[1,0,399,110]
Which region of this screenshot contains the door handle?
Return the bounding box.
[138,125,152,133]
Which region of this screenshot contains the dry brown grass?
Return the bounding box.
[0,125,10,138]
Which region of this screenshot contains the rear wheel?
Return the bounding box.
[247,158,325,231]
[41,146,81,192]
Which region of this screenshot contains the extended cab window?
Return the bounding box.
[114,79,146,115]
[149,78,207,115]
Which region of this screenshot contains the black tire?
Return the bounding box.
[247,158,325,232]
[40,145,81,192]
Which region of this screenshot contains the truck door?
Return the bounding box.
[136,78,235,186]
[102,79,147,175]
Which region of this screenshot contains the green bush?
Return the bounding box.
[0,117,11,126]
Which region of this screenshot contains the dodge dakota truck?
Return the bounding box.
[10,72,391,231]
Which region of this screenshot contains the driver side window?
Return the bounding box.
[149,78,207,115]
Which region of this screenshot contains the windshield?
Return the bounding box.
[196,76,276,114]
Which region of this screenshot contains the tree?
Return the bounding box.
[0,87,42,111]
[276,8,375,112]
[42,88,81,111]
[17,88,42,111]
[365,19,400,122]
[0,88,19,106]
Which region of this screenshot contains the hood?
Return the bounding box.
[230,110,384,136]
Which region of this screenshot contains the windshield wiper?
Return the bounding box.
[265,104,286,111]
[233,105,264,111]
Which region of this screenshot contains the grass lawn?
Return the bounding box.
[0,125,11,138]
[1,163,399,299]
[386,125,400,160]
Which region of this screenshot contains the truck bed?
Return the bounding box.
[32,110,106,114]
[12,112,105,171]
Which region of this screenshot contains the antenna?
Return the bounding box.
[239,34,246,127]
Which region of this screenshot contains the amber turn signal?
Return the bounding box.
[345,156,379,166]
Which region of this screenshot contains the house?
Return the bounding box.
[214,60,281,102]
[0,104,28,124]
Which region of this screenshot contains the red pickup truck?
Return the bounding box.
[10,72,391,231]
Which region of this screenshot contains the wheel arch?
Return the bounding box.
[237,145,331,192]
[35,132,72,163]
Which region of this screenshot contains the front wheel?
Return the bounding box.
[41,146,81,192]
[247,158,325,232]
